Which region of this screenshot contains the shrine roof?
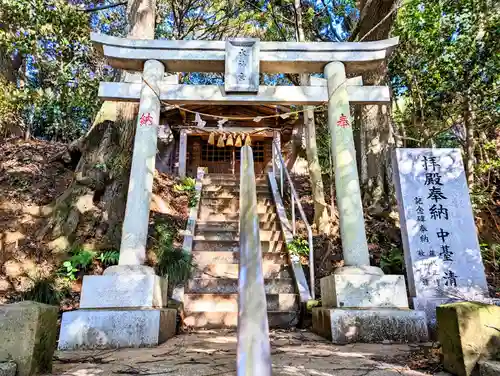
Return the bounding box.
[91,33,399,74]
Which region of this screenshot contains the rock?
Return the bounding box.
[0,301,58,376]
[479,360,500,376]
[437,302,500,376]
[0,362,16,376]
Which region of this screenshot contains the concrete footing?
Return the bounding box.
[58,308,177,350]
[312,307,429,344]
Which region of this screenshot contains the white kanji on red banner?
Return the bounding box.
[336,113,350,128]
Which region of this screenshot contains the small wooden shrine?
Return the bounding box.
[159,104,298,176]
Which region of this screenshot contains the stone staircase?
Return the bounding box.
[183,173,299,328]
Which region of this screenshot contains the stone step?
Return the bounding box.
[192,251,287,265]
[196,220,281,231]
[184,293,298,312]
[192,240,284,253]
[201,191,271,199]
[183,311,298,329]
[193,230,282,242]
[203,174,267,183]
[198,212,278,222]
[186,278,295,294]
[193,263,291,279]
[200,197,274,206]
[202,185,270,193]
[199,204,276,217]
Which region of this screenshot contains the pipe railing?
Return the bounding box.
[272,141,315,300]
[237,146,272,376]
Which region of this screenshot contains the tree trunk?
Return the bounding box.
[294,0,330,233]
[355,0,398,213]
[42,0,157,251]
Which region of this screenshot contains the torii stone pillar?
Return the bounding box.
[57,60,177,350]
[119,59,164,266]
[313,61,428,344]
[324,61,373,271]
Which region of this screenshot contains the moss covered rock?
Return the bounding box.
[0,301,58,376]
[437,302,500,376]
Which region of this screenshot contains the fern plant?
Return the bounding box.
[153,221,195,288]
[98,250,120,266]
[380,248,404,274]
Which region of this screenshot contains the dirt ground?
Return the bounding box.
[50,330,441,376]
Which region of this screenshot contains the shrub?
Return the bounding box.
[98,250,120,266]
[174,177,199,208]
[21,276,67,305]
[59,246,96,280]
[287,237,310,258]
[380,247,404,274]
[153,221,195,288]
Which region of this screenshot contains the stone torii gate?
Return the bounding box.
[58,34,427,349]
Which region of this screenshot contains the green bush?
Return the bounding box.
[153,221,195,288]
[174,177,199,208]
[98,250,120,266]
[480,243,500,266]
[287,237,310,258]
[380,247,404,274]
[174,177,196,193]
[59,246,96,280]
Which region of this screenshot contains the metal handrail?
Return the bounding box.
[271,141,315,300]
[237,146,272,376]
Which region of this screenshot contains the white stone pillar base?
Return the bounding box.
[312,307,429,344]
[58,308,176,350]
[57,268,176,350]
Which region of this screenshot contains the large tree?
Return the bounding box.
[40,0,157,250]
[350,0,399,212]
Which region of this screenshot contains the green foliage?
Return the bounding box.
[175,177,199,208]
[480,243,500,266]
[97,250,120,267]
[153,221,195,287]
[174,177,196,193]
[21,276,67,305]
[306,299,321,311]
[380,248,404,274]
[0,0,105,141]
[287,237,310,258]
[59,246,96,280]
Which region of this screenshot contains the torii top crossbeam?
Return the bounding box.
[91,32,399,74]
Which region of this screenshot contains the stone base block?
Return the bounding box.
[312,307,429,344]
[0,362,16,376]
[320,274,409,308]
[0,301,58,376]
[58,308,177,350]
[414,297,500,336]
[437,302,500,376]
[79,273,168,309]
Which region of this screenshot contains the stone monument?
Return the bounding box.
[393,148,490,327]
